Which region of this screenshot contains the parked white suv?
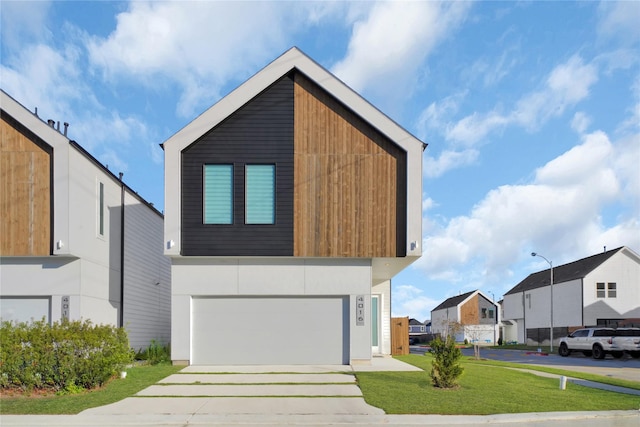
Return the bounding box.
[558,328,622,359]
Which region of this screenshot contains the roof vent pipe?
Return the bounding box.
[63,122,69,136]
[47,119,55,127]
[56,121,60,131]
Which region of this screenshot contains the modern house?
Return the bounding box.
[503,246,640,346]
[162,47,424,365]
[0,90,171,351]
[431,290,499,344]
[409,318,427,334]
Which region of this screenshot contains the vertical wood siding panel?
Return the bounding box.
[293,73,406,257]
[0,117,51,256]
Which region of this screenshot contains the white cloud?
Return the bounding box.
[332,1,470,99]
[446,111,509,146]
[416,129,637,281]
[424,149,479,178]
[438,55,598,147]
[571,112,591,134]
[0,1,52,51]
[598,1,640,45]
[86,1,347,118]
[512,55,598,130]
[391,284,440,321]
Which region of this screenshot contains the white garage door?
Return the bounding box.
[192,296,349,365]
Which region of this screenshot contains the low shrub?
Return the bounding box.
[134,339,170,365]
[0,319,133,392]
[429,335,464,388]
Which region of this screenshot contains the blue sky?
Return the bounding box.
[2,1,639,322]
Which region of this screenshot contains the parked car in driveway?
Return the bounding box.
[558,327,622,359]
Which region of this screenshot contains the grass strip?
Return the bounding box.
[461,357,640,390]
[0,363,182,414]
[354,355,640,415]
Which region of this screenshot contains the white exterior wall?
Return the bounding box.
[171,258,373,364]
[582,249,640,324]
[1,92,170,350]
[372,279,391,355]
[430,307,459,336]
[522,280,580,329]
[122,191,171,351]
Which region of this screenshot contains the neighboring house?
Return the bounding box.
[162,47,424,365]
[409,318,426,334]
[503,246,640,346]
[431,290,499,344]
[0,90,171,351]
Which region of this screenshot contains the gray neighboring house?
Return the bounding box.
[0,89,171,351]
[503,246,640,346]
[163,47,425,366]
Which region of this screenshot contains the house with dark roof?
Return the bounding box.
[409,318,426,334]
[0,90,171,351]
[162,47,424,365]
[502,246,640,346]
[430,290,499,344]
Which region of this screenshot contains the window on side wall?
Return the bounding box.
[204,164,233,224]
[596,282,605,298]
[245,164,275,224]
[607,282,617,298]
[488,309,494,319]
[98,181,104,236]
[481,308,487,318]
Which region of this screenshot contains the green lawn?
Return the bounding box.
[355,354,640,414]
[0,363,182,414]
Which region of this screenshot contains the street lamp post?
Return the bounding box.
[489,291,497,345]
[531,252,554,353]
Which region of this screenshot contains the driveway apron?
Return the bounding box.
[79,363,395,417]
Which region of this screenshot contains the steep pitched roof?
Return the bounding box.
[431,290,476,312]
[409,318,424,325]
[161,46,426,154]
[505,246,625,295]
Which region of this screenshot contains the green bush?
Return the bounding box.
[0,319,133,392]
[429,335,464,388]
[134,339,170,365]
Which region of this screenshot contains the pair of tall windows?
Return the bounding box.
[204,164,275,225]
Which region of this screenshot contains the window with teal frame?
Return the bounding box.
[245,164,275,224]
[204,164,233,224]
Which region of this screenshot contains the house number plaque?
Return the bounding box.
[356,295,365,326]
[61,296,70,320]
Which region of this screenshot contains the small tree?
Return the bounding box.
[429,335,463,388]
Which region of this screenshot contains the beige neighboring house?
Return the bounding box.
[502,246,640,347]
[431,290,500,344]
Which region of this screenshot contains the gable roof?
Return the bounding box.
[505,246,627,295]
[432,290,476,312]
[409,318,424,325]
[161,46,426,154]
[1,89,163,218]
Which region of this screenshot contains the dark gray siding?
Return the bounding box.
[181,75,294,256]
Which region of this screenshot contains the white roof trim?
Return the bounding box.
[161,47,425,152]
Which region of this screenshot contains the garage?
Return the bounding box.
[191,296,349,365]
